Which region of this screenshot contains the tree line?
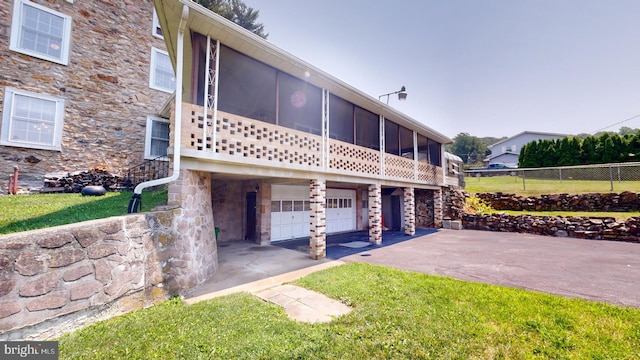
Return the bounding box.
[519,132,640,168]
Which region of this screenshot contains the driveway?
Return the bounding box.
[341,229,640,308]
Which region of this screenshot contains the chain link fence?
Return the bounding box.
[464,162,640,193]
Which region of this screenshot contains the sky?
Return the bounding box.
[250,0,640,139]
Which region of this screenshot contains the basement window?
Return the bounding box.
[1,87,65,151]
[10,0,72,65]
[145,116,170,159]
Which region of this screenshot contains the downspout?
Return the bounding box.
[128,5,189,213]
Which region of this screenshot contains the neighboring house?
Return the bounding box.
[484,131,568,167]
[152,0,453,264]
[0,0,173,191]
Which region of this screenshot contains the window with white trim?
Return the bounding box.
[10,0,72,65]
[152,9,163,38]
[145,116,170,159]
[1,88,65,151]
[149,47,175,93]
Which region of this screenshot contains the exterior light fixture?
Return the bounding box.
[379,86,407,105]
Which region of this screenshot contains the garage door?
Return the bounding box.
[326,189,356,234]
[271,186,357,242]
[271,185,310,242]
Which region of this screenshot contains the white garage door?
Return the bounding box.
[271,186,357,242]
[326,189,356,234]
[271,185,310,242]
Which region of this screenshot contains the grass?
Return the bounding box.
[465,176,640,197]
[0,190,168,235]
[58,263,640,359]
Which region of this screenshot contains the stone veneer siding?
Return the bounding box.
[415,189,435,228]
[0,0,170,191]
[166,170,217,291]
[403,187,416,235]
[0,213,173,340]
[309,179,327,259]
[433,189,444,228]
[368,184,382,244]
[210,179,243,243]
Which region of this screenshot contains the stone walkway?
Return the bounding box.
[255,284,351,323]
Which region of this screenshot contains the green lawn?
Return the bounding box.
[59,263,640,359]
[0,190,167,235]
[465,176,640,197]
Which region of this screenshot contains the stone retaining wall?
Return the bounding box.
[476,192,640,212]
[0,210,190,340]
[462,213,640,242]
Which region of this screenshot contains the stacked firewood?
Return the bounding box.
[42,169,123,193]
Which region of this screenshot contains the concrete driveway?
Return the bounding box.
[342,229,640,308]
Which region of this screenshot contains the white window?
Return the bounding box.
[152,9,163,38]
[145,116,170,159]
[10,0,72,65]
[1,88,65,151]
[149,47,175,93]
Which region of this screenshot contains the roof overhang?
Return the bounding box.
[154,0,452,145]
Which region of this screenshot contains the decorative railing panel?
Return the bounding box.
[181,104,322,167]
[384,153,415,180]
[179,103,444,184]
[418,161,443,184]
[328,139,380,175]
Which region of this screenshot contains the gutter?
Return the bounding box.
[128,4,189,213]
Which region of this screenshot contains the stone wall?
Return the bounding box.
[211,179,244,243]
[462,213,640,243]
[476,192,640,212]
[0,0,170,192]
[0,214,171,340]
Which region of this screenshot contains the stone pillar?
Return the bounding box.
[404,187,416,235]
[434,188,444,228]
[166,169,217,293]
[309,179,326,259]
[368,184,382,245]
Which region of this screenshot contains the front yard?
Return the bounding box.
[59,263,640,359]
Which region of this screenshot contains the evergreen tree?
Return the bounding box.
[627,133,640,160]
[579,136,598,164]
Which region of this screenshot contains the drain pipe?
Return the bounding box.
[128,5,189,213]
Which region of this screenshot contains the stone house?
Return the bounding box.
[0,0,173,191]
[151,0,454,265]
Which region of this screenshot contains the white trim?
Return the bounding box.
[149,47,175,93]
[152,8,164,39]
[1,87,65,151]
[10,0,72,65]
[145,115,170,160]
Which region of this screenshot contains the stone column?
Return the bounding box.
[434,188,444,228]
[404,187,416,235]
[309,179,326,259]
[166,169,217,293]
[368,184,382,245]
